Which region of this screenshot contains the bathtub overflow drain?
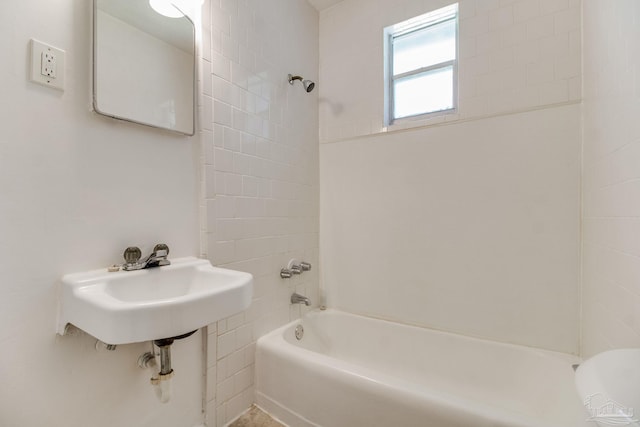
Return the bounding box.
[295,324,304,340]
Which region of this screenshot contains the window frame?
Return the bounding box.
[385,4,459,126]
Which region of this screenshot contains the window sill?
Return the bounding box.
[385,108,458,133]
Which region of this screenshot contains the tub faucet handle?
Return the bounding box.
[300,261,311,271]
[280,268,293,279]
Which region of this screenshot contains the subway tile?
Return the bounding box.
[213,124,225,148]
[240,133,257,155]
[210,240,236,265]
[555,54,581,80]
[202,60,213,97]
[212,5,231,35]
[222,33,239,63]
[242,176,259,197]
[205,166,217,198]
[526,14,554,40]
[202,27,212,61]
[227,312,245,330]
[216,376,235,403]
[214,196,236,218]
[233,366,253,392]
[231,63,249,90]
[216,404,225,427]
[235,324,253,349]
[526,60,555,85]
[513,0,540,23]
[203,130,215,165]
[212,51,231,80]
[214,171,226,195]
[460,15,489,38]
[224,173,243,195]
[488,6,513,31]
[235,237,277,260]
[207,332,218,369]
[213,100,233,126]
[540,0,568,15]
[500,24,527,48]
[226,349,246,378]
[217,331,236,359]
[476,0,501,14]
[233,153,253,175]
[537,79,569,104]
[214,148,234,172]
[538,33,570,59]
[488,46,515,71]
[554,7,581,34]
[203,0,326,420]
[206,366,217,400]
[213,75,234,105]
[202,96,214,131]
[226,386,254,423]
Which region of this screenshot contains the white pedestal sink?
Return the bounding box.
[575,348,640,427]
[57,257,253,345]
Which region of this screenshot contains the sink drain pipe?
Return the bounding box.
[138,330,197,403]
[151,339,174,403]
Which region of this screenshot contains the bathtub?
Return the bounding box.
[256,309,590,427]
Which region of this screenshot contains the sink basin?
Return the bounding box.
[575,349,640,427]
[57,257,253,344]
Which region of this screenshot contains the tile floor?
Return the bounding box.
[228,405,285,427]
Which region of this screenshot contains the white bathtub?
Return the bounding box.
[256,309,590,427]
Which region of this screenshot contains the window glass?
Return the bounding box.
[393,65,454,119]
[393,19,456,76]
[386,3,458,124]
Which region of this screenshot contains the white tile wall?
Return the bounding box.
[199,0,319,424]
[320,104,582,353]
[581,0,640,357]
[319,0,582,143]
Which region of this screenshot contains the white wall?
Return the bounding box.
[319,0,582,353]
[199,0,319,424]
[581,0,640,357]
[0,1,202,427]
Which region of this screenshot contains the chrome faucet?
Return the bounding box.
[123,244,170,271]
[291,293,311,306]
[280,260,312,278]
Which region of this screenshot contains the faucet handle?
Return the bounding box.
[153,243,169,256]
[300,262,311,271]
[123,246,142,264]
[280,268,293,279]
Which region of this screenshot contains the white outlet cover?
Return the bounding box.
[30,39,65,91]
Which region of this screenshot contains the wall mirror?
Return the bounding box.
[93,0,196,135]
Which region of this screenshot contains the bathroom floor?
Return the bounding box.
[229,405,285,427]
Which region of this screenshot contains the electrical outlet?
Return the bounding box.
[30,39,65,91]
[41,51,56,78]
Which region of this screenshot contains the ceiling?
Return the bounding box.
[307,0,344,11]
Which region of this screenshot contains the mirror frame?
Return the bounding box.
[91,0,197,136]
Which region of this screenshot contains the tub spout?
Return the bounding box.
[291,293,311,306]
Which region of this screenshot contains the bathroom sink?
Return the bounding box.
[575,349,640,427]
[57,257,253,344]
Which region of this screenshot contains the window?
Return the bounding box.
[385,4,458,125]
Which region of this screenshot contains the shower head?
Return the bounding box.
[288,74,316,93]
